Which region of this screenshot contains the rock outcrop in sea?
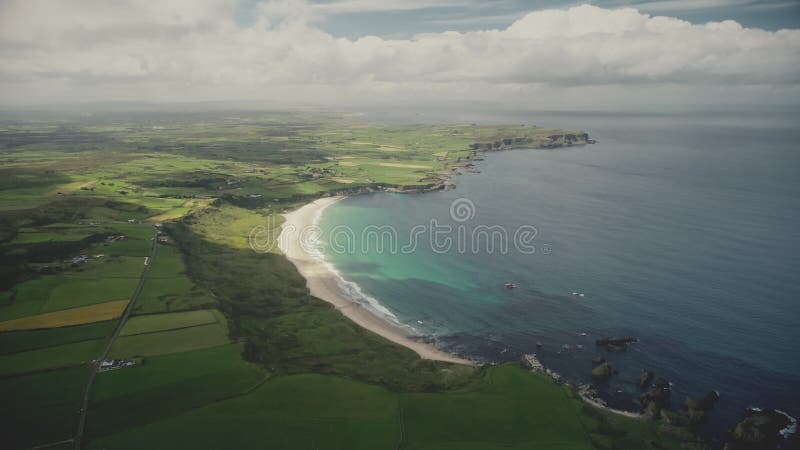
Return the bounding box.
[639,369,655,388]
[683,390,721,426]
[640,378,672,418]
[724,408,796,450]
[594,336,638,353]
[591,362,613,381]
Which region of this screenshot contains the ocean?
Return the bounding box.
[317,109,800,436]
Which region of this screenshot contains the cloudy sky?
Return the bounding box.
[0,0,798,109]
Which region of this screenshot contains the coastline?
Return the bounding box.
[278,196,475,365]
[275,155,652,422]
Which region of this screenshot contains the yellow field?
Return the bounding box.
[0,300,129,331]
[378,145,408,151]
[146,198,214,223]
[378,162,432,169]
[191,204,278,250]
[331,177,355,184]
[47,179,96,196]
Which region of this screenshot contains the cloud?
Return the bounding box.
[624,0,752,12]
[626,0,798,13]
[312,0,476,14]
[0,1,797,106]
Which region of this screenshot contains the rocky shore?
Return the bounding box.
[725,408,797,450]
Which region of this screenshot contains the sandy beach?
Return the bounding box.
[279,196,474,365]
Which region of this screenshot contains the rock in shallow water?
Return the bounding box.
[725,408,794,450]
[639,369,654,388]
[591,362,613,381]
[686,390,720,412]
[640,378,672,409]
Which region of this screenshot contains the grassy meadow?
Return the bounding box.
[86,365,686,450]
[0,111,696,449]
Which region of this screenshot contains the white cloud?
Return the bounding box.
[0,1,797,106]
[628,0,798,13]
[312,0,475,14]
[626,0,753,13]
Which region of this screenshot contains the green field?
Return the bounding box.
[87,366,666,450]
[120,309,221,336]
[399,366,593,449]
[88,343,266,438]
[89,373,401,450]
[0,366,90,449]
[0,320,115,354]
[98,223,154,257]
[132,245,215,314]
[109,322,230,358]
[0,256,141,321]
[0,300,128,331]
[0,338,105,375]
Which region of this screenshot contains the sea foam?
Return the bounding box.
[309,204,416,334]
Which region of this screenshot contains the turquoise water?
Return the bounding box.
[319,110,800,434]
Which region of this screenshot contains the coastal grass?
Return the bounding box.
[189,204,279,251]
[169,221,482,392]
[145,198,214,223]
[575,401,690,450]
[0,300,128,332]
[0,365,90,450]
[399,365,594,450]
[85,366,669,450]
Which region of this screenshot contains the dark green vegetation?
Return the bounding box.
[0,338,106,376]
[1,366,90,449]
[0,111,692,449]
[169,221,478,391]
[87,343,266,440]
[87,365,687,450]
[131,245,214,314]
[0,320,116,354]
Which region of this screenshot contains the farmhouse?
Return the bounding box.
[98,359,136,372]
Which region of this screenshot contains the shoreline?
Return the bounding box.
[278,196,475,365]
[275,183,697,425]
[276,167,651,421]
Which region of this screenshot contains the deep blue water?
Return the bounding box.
[319,110,800,436]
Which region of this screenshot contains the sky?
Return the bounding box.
[0,0,798,109]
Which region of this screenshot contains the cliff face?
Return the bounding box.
[471,131,595,152]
